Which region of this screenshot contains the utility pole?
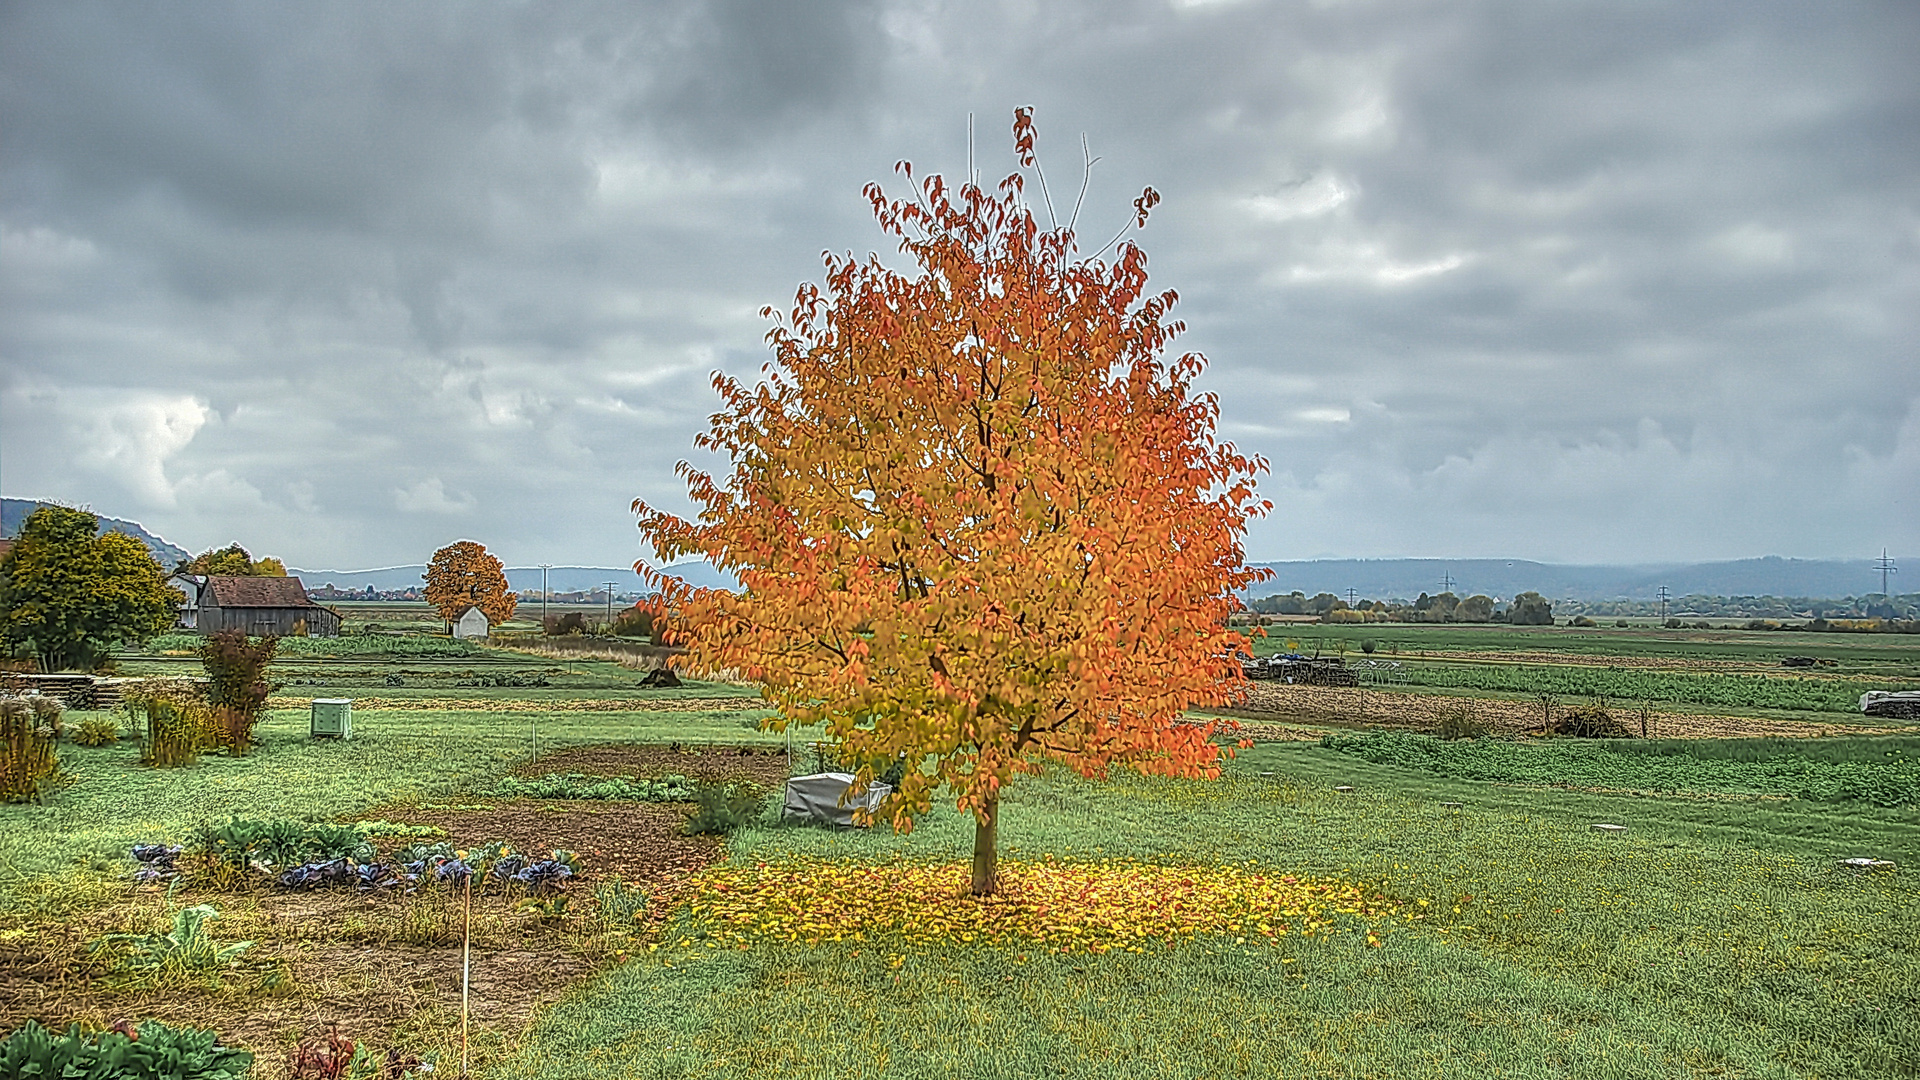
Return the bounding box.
[603,580,617,632]
[1440,571,1455,594]
[1657,585,1670,624]
[1347,587,1357,609]
[539,564,552,630]
[1874,549,1897,598]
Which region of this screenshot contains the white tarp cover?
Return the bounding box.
[783,772,891,827]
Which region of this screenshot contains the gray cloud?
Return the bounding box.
[2,0,1915,570]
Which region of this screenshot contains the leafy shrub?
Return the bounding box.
[0,694,63,803]
[0,1019,253,1080]
[1432,702,1491,740]
[488,772,698,801]
[608,604,659,639]
[198,629,278,753]
[1547,701,1633,738]
[89,903,253,975]
[683,780,768,835]
[543,612,586,636]
[74,715,121,746]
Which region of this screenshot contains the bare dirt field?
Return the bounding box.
[1224,682,1910,740]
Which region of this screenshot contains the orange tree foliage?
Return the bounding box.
[422,541,518,625]
[635,111,1270,894]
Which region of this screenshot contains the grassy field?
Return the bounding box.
[6,630,1920,1078]
[493,745,1919,1080]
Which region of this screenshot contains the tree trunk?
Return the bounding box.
[970,796,999,897]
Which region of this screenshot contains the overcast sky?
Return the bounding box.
[3,1,1915,573]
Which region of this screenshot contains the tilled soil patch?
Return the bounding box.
[517,742,794,785]
[2,791,732,1079]
[396,798,723,885]
[1228,682,1909,740]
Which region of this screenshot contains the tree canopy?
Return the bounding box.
[635,110,1269,895]
[0,505,180,672]
[177,544,286,577]
[423,541,517,624]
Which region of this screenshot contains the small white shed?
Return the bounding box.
[452,607,491,639]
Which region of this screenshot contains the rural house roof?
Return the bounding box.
[203,575,321,608]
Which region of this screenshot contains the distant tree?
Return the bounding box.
[423,541,518,625]
[0,506,180,672]
[1308,592,1340,615]
[1457,594,1495,622]
[178,544,286,577]
[1509,591,1554,626]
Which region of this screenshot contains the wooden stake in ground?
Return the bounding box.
[461,872,473,1078]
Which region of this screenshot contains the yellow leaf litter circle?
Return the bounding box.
[682,858,1423,954]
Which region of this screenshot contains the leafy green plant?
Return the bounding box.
[196,816,324,873]
[89,903,254,975]
[74,715,122,746]
[489,772,698,801]
[0,1019,253,1080]
[683,780,767,836]
[1,694,63,803]
[594,878,648,932]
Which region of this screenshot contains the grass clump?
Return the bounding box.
[0,695,63,803]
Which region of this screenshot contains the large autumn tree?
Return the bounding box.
[177,544,287,577]
[635,110,1270,895]
[422,541,518,625]
[0,505,181,672]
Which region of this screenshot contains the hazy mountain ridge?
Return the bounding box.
[1244,557,1908,603]
[1,497,192,567]
[292,563,736,595]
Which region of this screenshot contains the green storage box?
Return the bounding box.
[311,698,352,739]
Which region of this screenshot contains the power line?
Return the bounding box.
[1439,571,1455,594]
[603,580,618,632]
[1657,585,1670,624]
[1874,549,1897,598]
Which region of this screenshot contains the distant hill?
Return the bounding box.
[292,562,737,595]
[1244,557,1909,603]
[1,497,191,567]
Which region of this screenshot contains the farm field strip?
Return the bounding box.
[1228,681,1911,739]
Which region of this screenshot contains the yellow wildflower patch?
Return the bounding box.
[685,858,1420,953]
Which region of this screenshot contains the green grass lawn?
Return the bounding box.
[495,743,1920,1080]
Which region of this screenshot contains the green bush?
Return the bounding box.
[683,780,768,836]
[0,1019,253,1080]
[74,715,122,746]
[1432,703,1491,740]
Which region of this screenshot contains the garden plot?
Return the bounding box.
[1231,681,1910,738]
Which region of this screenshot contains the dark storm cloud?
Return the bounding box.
[2,0,1915,569]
